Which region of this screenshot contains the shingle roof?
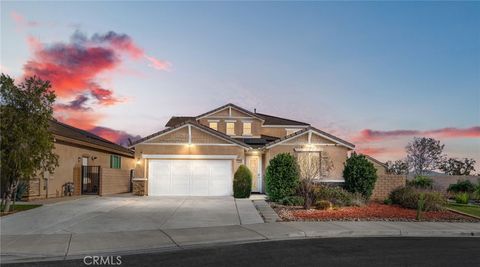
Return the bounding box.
[196,103,265,121]
[50,120,133,156]
[131,120,251,148]
[264,126,355,149]
[165,116,196,127]
[234,135,280,149]
[254,112,310,126]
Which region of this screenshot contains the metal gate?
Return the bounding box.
[82,166,101,195]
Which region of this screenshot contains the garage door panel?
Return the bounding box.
[148,159,232,196]
[190,161,210,196]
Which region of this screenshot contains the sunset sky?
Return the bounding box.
[1,1,479,167]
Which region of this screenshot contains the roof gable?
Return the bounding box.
[196,103,264,121]
[265,127,355,149]
[130,120,251,148]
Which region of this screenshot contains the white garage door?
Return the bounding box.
[148,160,232,196]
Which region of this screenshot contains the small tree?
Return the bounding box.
[1,74,58,212]
[233,165,252,198]
[385,159,409,175]
[406,137,445,175]
[440,158,476,176]
[265,153,299,202]
[296,152,333,209]
[343,153,378,199]
[296,153,321,209]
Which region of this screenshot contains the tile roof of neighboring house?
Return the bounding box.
[264,126,355,149]
[165,116,196,127]
[254,112,310,126]
[50,120,133,156]
[131,120,251,148]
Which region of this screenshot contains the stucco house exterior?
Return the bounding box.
[130,103,380,197]
[25,120,135,200]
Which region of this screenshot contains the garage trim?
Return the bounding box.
[142,154,238,160]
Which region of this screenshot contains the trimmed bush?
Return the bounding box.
[389,186,446,211]
[447,180,475,193]
[265,153,299,202]
[278,196,305,206]
[316,200,333,210]
[343,153,378,199]
[455,192,470,204]
[233,165,252,198]
[407,176,434,189]
[313,185,365,207]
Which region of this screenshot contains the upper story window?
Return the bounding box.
[226,122,235,135]
[209,122,218,131]
[243,122,252,136]
[110,155,121,169]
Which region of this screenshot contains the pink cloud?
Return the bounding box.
[145,55,171,71]
[353,126,480,143]
[89,83,122,106]
[11,11,39,28]
[89,126,141,146]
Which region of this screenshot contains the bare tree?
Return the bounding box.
[406,137,445,176]
[440,158,476,175]
[296,152,321,209]
[386,159,409,175]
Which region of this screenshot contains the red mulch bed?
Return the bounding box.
[275,203,480,222]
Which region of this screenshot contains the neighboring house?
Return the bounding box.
[364,155,388,175]
[131,103,365,196]
[25,120,135,200]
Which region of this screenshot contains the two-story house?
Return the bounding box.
[130,103,356,196]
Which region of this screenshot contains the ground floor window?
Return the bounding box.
[110,155,121,169]
[296,152,321,179]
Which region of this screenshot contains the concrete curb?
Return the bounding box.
[2,222,480,264]
[446,207,480,220]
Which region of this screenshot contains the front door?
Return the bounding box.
[246,155,262,192]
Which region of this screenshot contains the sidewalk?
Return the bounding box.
[2,221,479,264]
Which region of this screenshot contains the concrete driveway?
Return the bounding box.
[1,195,263,235]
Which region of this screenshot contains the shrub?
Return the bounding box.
[278,196,304,206]
[350,192,366,207]
[265,153,299,202]
[316,200,332,210]
[343,153,378,199]
[474,181,480,200]
[383,198,393,205]
[447,180,475,193]
[455,192,470,204]
[389,186,446,211]
[313,185,364,207]
[407,176,434,189]
[417,193,425,220]
[233,165,252,198]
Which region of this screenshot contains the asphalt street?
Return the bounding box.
[4,237,480,267]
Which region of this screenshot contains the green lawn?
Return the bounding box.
[448,203,480,217]
[1,204,42,216]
